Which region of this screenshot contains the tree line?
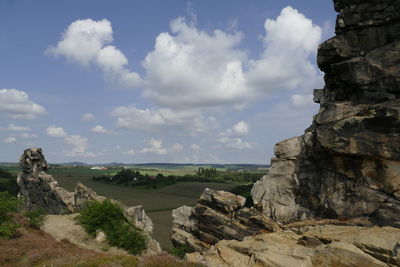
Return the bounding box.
[92,167,265,189]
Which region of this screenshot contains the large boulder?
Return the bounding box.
[251,0,400,227]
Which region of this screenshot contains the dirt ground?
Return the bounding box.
[41,214,129,255]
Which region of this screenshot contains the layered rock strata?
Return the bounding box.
[171,188,281,252]
[251,0,400,227]
[186,224,400,266]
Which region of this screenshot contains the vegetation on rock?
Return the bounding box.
[77,199,147,255]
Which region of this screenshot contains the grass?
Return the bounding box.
[0,217,202,266]
[0,214,138,267]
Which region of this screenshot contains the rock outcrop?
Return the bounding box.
[186,224,400,266]
[171,188,281,252]
[251,0,400,227]
[18,148,75,214]
[17,148,160,254]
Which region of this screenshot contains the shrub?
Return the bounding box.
[105,223,146,255]
[77,199,147,255]
[77,199,125,236]
[168,244,193,259]
[24,209,46,229]
[0,192,19,223]
[0,192,20,239]
[0,220,19,239]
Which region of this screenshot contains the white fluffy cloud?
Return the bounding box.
[0,89,46,120]
[232,121,249,136]
[3,137,16,143]
[290,94,314,108]
[190,144,201,151]
[46,125,101,157]
[81,113,96,122]
[143,17,247,109]
[142,6,322,110]
[123,149,136,156]
[48,19,141,87]
[139,138,167,155]
[246,6,322,94]
[64,134,88,157]
[6,123,31,132]
[111,105,218,133]
[91,125,109,134]
[217,121,253,150]
[46,126,67,138]
[19,133,37,139]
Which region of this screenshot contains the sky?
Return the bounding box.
[0,0,337,164]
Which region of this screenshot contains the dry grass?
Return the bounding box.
[0,214,203,267]
[139,253,204,267]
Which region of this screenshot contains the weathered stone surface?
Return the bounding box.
[125,205,153,233]
[171,188,281,252]
[187,225,400,267]
[251,0,400,228]
[74,182,106,210]
[17,148,74,214]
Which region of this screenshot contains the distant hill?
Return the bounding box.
[60,161,88,166]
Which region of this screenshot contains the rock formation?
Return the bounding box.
[171,188,281,252]
[186,224,400,266]
[251,0,400,227]
[18,148,75,214]
[17,148,160,254]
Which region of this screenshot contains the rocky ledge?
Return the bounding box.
[187,224,400,266]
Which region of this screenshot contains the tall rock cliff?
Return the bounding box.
[252,0,400,227]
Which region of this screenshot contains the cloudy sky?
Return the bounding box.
[0,0,336,164]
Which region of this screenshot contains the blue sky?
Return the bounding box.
[0,0,336,164]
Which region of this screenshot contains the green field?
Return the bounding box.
[47,168,240,249]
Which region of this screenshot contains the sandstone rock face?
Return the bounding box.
[251,0,400,227]
[171,188,281,252]
[17,148,75,214]
[187,224,400,267]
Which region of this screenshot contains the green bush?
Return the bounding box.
[0,192,20,239]
[77,199,147,255]
[0,220,19,239]
[77,199,125,236]
[105,223,146,255]
[0,191,19,223]
[25,209,47,229]
[168,244,193,258]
